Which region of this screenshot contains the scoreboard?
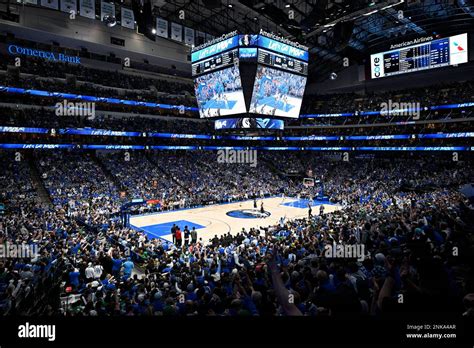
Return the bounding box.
[258,49,308,75]
[382,38,449,75]
[191,31,308,119]
[192,48,238,76]
[370,33,468,79]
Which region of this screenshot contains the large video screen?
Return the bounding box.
[249,66,306,118]
[194,66,247,118]
[370,33,468,79]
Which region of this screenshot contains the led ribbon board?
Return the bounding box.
[214,118,284,130]
[191,35,240,63]
[256,36,309,62]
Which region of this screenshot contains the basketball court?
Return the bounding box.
[130,196,341,243]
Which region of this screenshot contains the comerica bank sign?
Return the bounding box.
[8,45,81,64]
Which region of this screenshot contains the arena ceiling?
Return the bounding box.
[150,0,474,81]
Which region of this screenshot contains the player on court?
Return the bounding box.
[214,79,228,109]
[277,79,290,111]
[253,68,271,113]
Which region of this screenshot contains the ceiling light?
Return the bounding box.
[103,15,117,27]
[381,1,405,10]
[363,10,378,16]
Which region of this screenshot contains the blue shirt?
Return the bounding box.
[123,260,134,275]
[112,258,123,272]
[69,271,80,286]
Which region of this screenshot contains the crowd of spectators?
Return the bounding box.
[289,108,474,127]
[0,53,193,94]
[301,79,474,115]
[0,152,473,317]
[0,106,211,133]
[2,57,474,128]
[98,152,186,211]
[0,73,195,107]
[95,151,295,209]
[0,47,473,318]
[36,152,121,226]
[0,105,471,151]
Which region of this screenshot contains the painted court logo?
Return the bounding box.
[18,323,56,341]
[226,209,270,219]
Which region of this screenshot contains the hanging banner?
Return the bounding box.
[100,0,115,21]
[171,22,183,42]
[121,7,135,29]
[60,0,77,13]
[156,17,168,38]
[79,0,95,19]
[184,27,195,46]
[41,0,59,10]
[196,31,206,45]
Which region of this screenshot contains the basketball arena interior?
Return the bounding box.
[0,0,474,346]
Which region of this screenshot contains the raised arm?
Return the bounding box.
[267,249,302,316]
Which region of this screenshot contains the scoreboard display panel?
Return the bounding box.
[250,34,308,118]
[370,33,468,79]
[258,49,308,75]
[249,65,306,118]
[194,65,246,118]
[192,31,309,118]
[192,49,238,76]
